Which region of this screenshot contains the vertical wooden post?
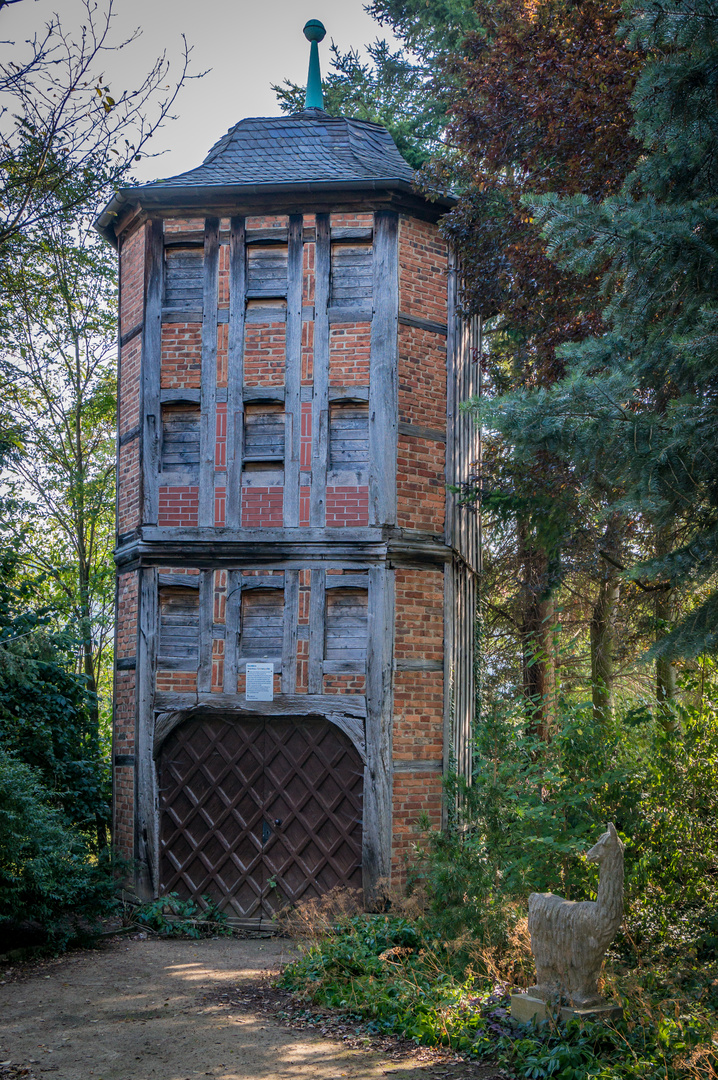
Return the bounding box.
[369,211,399,527]
[285,215,303,527]
[364,566,395,900]
[140,220,164,526]
[282,569,300,694]
[226,217,246,530]
[197,568,214,694]
[135,566,158,897]
[310,213,330,526]
[308,568,326,694]
[224,569,241,694]
[199,218,220,527]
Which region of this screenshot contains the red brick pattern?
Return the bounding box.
[158,486,199,527]
[211,639,224,692]
[398,324,446,432]
[163,217,205,233]
[397,435,445,533]
[393,670,444,760]
[323,674,366,694]
[331,212,373,228]
[216,322,228,387]
[325,486,369,527]
[398,216,448,325]
[117,572,138,660]
[329,323,371,385]
[214,569,227,623]
[246,215,289,230]
[244,321,286,386]
[301,320,314,383]
[119,224,145,333]
[215,402,227,469]
[394,567,444,664]
[113,764,135,860]
[119,335,141,436]
[392,773,443,875]
[218,243,229,309]
[241,487,283,527]
[161,323,201,389]
[303,238,315,304]
[156,671,198,693]
[215,486,226,528]
[118,441,141,534]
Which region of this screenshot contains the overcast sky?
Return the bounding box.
[2,0,396,182]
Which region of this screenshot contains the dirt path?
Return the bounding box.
[0,938,502,1080]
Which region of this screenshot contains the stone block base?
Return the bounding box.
[511,993,623,1026]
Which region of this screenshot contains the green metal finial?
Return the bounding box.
[303,19,326,110]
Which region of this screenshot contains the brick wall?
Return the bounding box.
[323,674,366,694]
[119,335,142,436]
[397,435,445,533]
[325,485,369,527]
[119,224,145,333]
[398,324,446,432]
[117,441,141,535]
[114,569,138,861]
[161,323,201,388]
[398,216,448,325]
[158,486,199,527]
[156,671,198,693]
[244,321,286,385]
[241,487,283,527]
[394,568,444,664]
[393,670,444,762]
[392,773,443,875]
[329,323,371,384]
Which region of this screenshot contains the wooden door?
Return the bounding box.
[158,715,363,918]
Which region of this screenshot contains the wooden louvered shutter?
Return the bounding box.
[158,587,199,668]
[240,589,284,659]
[330,244,373,309]
[324,589,368,662]
[161,404,200,478]
[246,245,288,299]
[164,246,204,313]
[329,402,369,472]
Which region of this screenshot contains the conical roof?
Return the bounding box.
[141,110,416,191]
[96,109,450,245]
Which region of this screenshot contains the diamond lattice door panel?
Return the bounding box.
[158,715,363,918]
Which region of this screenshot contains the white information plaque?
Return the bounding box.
[245,662,274,702]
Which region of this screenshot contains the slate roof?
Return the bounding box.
[138,110,416,192]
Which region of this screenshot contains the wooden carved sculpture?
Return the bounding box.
[528,823,625,1008]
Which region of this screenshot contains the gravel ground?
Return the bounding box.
[0,937,505,1080]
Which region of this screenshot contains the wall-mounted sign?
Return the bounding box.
[245,662,274,702]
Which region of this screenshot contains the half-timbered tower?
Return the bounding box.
[98,24,480,924]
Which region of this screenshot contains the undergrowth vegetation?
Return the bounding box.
[280,695,718,1080]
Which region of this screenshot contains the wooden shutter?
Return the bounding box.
[240,589,284,658]
[330,244,373,309]
[164,246,204,313]
[246,245,288,299]
[243,404,285,462]
[161,404,200,475]
[325,589,368,662]
[329,402,369,471]
[158,587,200,667]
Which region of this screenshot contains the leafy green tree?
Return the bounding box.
[0,0,192,250]
[0,195,116,722]
[0,750,116,948]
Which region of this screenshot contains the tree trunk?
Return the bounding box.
[519,527,556,739]
[591,571,619,723]
[654,528,676,706]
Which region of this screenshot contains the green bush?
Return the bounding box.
[132,893,232,938]
[0,750,117,949]
[421,697,718,958]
